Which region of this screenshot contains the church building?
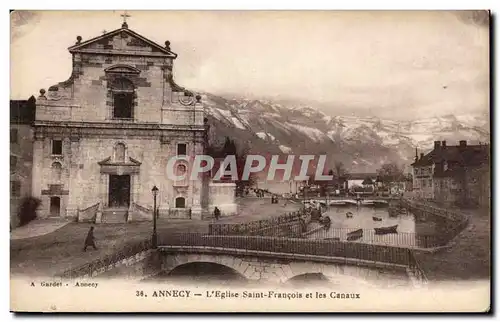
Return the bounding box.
[32,20,236,223]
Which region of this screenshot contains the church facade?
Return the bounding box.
[32,22,235,223]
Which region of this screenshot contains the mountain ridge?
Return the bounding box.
[202,92,490,173]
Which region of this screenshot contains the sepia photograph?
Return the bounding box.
[9,9,491,313]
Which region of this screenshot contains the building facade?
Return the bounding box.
[412,140,490,207]
[411,151,435,200]
[32,22,234,222]
[10,97,36,227]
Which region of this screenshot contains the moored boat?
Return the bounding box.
[347,228,363,241]
[374,225,398,235]
[372,216,383,221]
[373,200,389,208]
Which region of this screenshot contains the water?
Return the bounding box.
[306,205,450,248]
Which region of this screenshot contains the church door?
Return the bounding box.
[108,175,131,208]
[50,197,61,217]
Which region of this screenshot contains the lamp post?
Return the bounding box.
[151,185,158,248]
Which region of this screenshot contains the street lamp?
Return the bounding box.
[151,185,159,248]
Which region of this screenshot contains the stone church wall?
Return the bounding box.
[32,27,210,221]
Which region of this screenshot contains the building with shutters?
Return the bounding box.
[411,140,490,207]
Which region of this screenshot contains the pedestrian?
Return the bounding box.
[214,206,221,220]
[83,226,98,252]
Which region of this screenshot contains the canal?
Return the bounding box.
[306,204,453,248]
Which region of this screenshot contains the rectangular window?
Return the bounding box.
[177,143,187,156]
[52,140,62,155]
[10,129,18,144]
[113,93,134,119]
[11,181,21,197]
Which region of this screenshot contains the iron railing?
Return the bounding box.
[401,198,470,247]
[209,209,311,236]
[407,250,429,285]
[57,238,152,279]
[401,198,468,222]
[157,233,412,266]
[303,226,463,248]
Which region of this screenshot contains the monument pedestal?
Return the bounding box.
[191,206,203,220]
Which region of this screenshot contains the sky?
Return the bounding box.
[10,10,489,120]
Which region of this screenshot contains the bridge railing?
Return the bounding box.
[56,239,152,279]
[158,233,412,266]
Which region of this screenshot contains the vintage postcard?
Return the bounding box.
[9,10,491,312]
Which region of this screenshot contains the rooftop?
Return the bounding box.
[411,141,490,168]
[10,96,36,124]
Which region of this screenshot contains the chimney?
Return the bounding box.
[420,153,424,159]
[434,141,441,150]
[459,140,467,148]
[442,140,446,148]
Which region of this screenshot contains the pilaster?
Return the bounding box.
[66,136,81,219]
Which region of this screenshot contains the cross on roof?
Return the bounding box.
[121,11,131,23]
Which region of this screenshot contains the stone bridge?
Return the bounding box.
[157,246,412,287]
[63,233,425,288]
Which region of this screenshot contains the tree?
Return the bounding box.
[333,161,347,190]
[376,163,404,186]
[207,137,256,196]
[222,136,237,156]
[234,144,256,195]
[362,177,374,186]
[17,196,41,227]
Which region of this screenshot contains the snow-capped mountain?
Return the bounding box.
[202,92,490,173]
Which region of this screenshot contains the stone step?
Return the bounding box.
[102,209,128,224]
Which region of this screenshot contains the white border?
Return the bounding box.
[3,1,497,321]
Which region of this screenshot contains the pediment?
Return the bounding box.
[98,156,142,166]
[105,64,141,74]
[68,27,177,58]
